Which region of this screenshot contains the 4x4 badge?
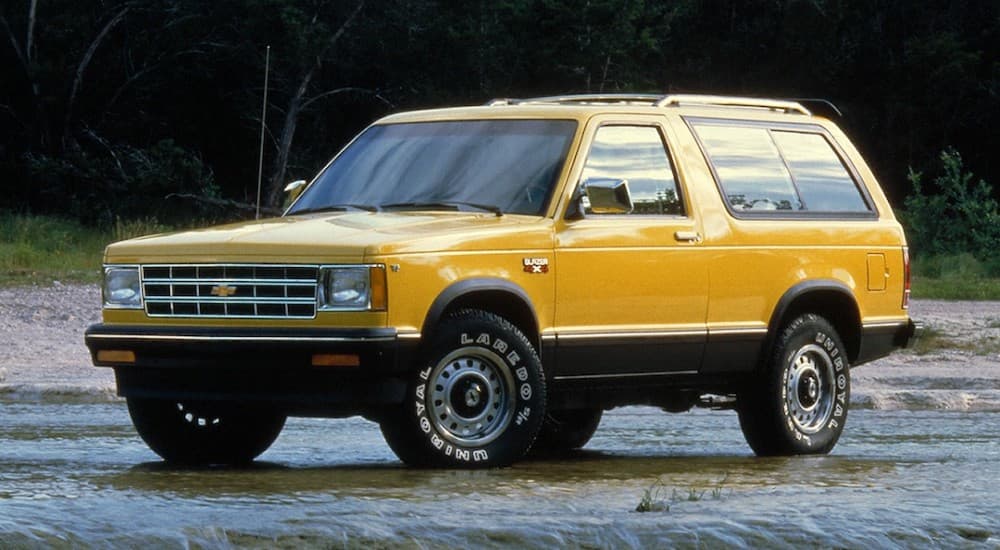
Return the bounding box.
[522,258,549,274]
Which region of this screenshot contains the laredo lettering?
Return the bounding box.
[492,339,508,354]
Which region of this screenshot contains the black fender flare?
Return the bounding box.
[764,279,861,363]
[420,278,540,347]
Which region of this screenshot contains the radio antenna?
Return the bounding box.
[255,45,271,220]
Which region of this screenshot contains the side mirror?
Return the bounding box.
[282,179,307,208]
[583,178,633,214]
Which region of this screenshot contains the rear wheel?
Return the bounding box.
[127,398,286,465]
[380,309,546,467]
[737,314,850,456]
[532,409,603,453]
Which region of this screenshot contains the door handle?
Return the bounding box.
[674,231,702,243]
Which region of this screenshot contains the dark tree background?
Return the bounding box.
[1,0,996,225]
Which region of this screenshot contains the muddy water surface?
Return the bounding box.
[1,402,997,548]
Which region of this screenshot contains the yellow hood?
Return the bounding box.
[104,212,554,264]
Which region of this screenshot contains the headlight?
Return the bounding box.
[318,265,386,311]
[103,266,142,308]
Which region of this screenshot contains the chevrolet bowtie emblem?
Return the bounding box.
[210,284,238,297]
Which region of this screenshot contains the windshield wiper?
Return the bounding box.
[288,203,379,215]
[380,201,503,217]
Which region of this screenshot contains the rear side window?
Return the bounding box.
[691,120,872,215]
[691,125,800,211]
[771,131,869,212]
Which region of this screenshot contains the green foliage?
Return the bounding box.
[635,474,730,513]
[911,276,1000,301]
[0,212,109,285]
[1,1,998,226]
[112,217,171,242]
[902,149,1000,259]
[23,140,220,225]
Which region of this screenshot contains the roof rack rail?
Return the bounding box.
[655,94,812,115]
[487,94,662,106]
[486,93,817,115]
[787,98,843,118]
[524,94,662,105]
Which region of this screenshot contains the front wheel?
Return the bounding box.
[380,309,546,467]
[737,314,850,456]
[127,398,286,465]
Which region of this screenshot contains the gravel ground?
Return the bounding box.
[0,283,114,400]
[1,284,997,407]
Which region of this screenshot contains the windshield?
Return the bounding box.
[287,119,577,216]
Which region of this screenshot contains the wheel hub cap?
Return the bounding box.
[428,348,516,446]
[785,344,836,434]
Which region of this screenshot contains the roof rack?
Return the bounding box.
[487,94,661,106]
[787,98,842,118]
[487,93,814,116]
[655,94,811,115]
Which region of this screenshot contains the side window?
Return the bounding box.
[692,124,801,211]
[691,120,873,215]
[771,131,870,212]
[580,125,683,215]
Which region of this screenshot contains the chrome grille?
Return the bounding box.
[141,264,319,319]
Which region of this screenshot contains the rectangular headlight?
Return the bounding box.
[103,265,142,309]
[318,265,386,311]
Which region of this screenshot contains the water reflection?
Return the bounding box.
[1,406,997,548]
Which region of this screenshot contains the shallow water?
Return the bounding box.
[1,402,997,548]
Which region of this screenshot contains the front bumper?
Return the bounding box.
[84,324,420,410]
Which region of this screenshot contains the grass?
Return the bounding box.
[911,277,1000,300]
[635,474,730,513]
[911,253,1000,300]
[0,213,169,287]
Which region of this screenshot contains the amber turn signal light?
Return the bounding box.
[312,353,361,367]
[97,350,136,363]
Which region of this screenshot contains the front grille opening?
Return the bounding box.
[141,264,319,319]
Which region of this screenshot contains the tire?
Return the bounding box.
[737,314,850,456]
[532,409,603,453]
[380,309,546,467]
[127,398,286,465]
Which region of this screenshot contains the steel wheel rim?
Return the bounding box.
[784,344,835,434]
[428,347,516,446]
[175,402,222,428]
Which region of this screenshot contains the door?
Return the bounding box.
[553,119,709,379]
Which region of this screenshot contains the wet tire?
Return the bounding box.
[532,409,603,453]
[380,309,546,468]
[127,398,286,465]
[737,314,850,456]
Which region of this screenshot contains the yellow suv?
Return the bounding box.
[85,94,918,467]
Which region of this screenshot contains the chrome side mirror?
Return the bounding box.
[282,179,308,208]
[583,178,633,214]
